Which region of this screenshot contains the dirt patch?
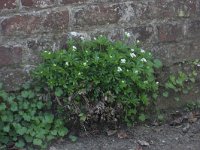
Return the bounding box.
[49,111,200,150]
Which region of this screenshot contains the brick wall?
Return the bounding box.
[0,0,200,90]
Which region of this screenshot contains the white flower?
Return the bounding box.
[135,70,138,74]
[137,40,140,43]
[48,52,51,54]
[197,64,200,67]
[53,64,56,67]
[44,50,48,53]
[120,59,126,64]
[117,67,122,72]
[70,32,78,36]
[141,49,145,53]
[144,81,148,84]
[78,72,81,75]
[80,36,85,40]
[94,37,97,40]
[125,32,131,38]
[130,53,136,58]
[156,82,159,85]
[131,49,135,52]
[65,62,69,66]
[83,62,87,66]
[122,80,125,83]
[141,58,147,62]
[72,46,77,51]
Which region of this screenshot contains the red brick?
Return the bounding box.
[1,15,42,36]
[73,4,121,28]
[0,0,17,9]
[43,10,69,31]
[21,0,54,8]
[157,24,183,42]
[60,0,86,5]
[0,46,22,67]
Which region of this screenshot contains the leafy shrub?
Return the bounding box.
[0,83,68,149]
[33,36,161,125]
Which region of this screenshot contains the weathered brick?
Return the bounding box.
[1,15,42,36]
[90,28,123,41]
[0,46,22,67]
[21,0,54,8]
[60,0,86,5]
[176,0,197,17]
[73,4,121,28]
[0,0,17,9]
[156,0,198,18]
[125,26,154,42]
[43,10,69,31]
[157,24,183,42]
[188,20,200,36]
[0,68,28,91]
[1,10,69,36]
[155,0,176,18]
[152,39,200,66]
[134,2,157,20]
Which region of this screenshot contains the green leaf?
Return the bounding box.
[190,78,195,83]
[0,136,9,144]
[162,91,169,97]
[51,130,57,136]
[157,114,164,121]
[37,101,44,109]
[47,135,55,141]
[152,93,158,100]
[11,102,18,112]
[23,114,31,121]
[0,103,6,111]
[154,59,163,69]
[24,135,33,143]
[21,90,29,98]
[79,113,87,122]
[33,138,43,146]
[174,97,180,102]
[69,135,77,142]
[17,127,27,135]
[138,114,146,122]
[3,125,10,132]
[15,140,25,148]
[58,127,68,137]
[55,88,63,97]
[183,89,189,94]
[44,114,54,123]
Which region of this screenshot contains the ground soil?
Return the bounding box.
[49,111,200,150]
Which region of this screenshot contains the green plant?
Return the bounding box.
[33,36,161,126]
[162,62,198,102]
[185,100,200,111]
[0,83,68,149]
